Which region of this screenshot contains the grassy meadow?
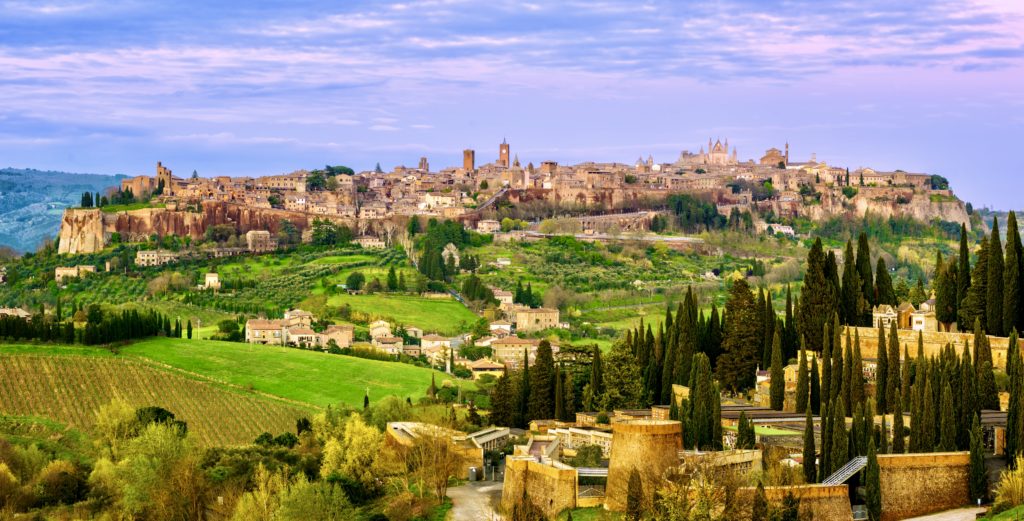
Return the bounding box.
[325,293,480,335]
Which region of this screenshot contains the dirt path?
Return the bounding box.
[446,481,504,521]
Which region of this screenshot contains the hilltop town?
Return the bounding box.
[57,138,968,255]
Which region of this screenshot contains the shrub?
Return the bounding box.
[994,456,1024,512]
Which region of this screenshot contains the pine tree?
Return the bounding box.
[875,257,897,306]
[988,218,1005,336]
[1006,212,1022,334]
[940,383,956,451]
[969,415,988,503]
[803,407,817,483]
[810,357,821,415]
[876,322,888,414]
[893,392,905,453]
[770,329,785,411]
[865,435,882,521]
[796,343,809,414]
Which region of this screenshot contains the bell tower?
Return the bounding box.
[498,138,510,168]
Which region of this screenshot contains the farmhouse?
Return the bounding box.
[54,265,96,283]
[513,307,560,332]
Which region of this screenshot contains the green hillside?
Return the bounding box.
[121,337,470,408]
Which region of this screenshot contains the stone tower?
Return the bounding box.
[498,138,510,168]
[418,156,429,171]
[463,149,475,172]
[605,420,681,511]
[156,161,173,196]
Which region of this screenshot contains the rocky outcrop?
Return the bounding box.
[805,191,971,230]
[57,202,356,254]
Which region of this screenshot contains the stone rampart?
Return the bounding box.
[847,326,1014,371]
[736,484,852,520]
[878,452,969,521]
[605,420,681,511]
[500,458,577,518]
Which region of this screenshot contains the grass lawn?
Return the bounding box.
[326,293,480,335]
[0,344,113,357]
[989,505,1024,520]
[122,337,472,408]
[100,202,164,213]
[557,508,621,520]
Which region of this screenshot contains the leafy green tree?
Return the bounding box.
[865,436,882,521]
[770,329,785,411]
[988,218,1005,336]
[386,266,398,291]
[803,407,817,483]
[601,339,644,410]
[717,278,760,392]
[407,215,421,236]
[345,271,365,291]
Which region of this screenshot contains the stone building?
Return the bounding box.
[135,249,180,267]
[514,307,560,332]
[54,265,96,283]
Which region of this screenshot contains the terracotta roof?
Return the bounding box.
[376,336,402,343]
[247,319,284,330]
[492,336,538,346]
[422,334,448,341]
[469,359,505,370]
[324,324,354,333]
[289,327,317,335]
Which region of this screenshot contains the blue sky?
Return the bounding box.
[1,0,1022,208]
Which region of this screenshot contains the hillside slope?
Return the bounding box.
[0,347,308,446]
[0,168,123,252]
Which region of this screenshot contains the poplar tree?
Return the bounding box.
[988,218,1005,336]
[803,407,817,483]
[876,322,888,414]
[796,342,809,414]
[875,257,897,306]
[770,329,785,411]
[1006,212,1022,334]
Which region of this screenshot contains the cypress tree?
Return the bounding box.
[1007,330,1022,465]
[752,481,768,521]
[796,342,809,414]
[785,285,797,359]
[186,320,193,339]
[821,322,832,412]
[901,345,912,412]
[770,329,785,411]
[1006,212,1022,334]
[803,406,817,483]
[691,353,717,450]
[886,322,900,414]
[517,351,530,428]
[865,435,882,521]
[959,345,977,450]
[830,316,843,412]
[893,392,905,453]
[842,331,853,415]
[988,218,1005,336]
[876,322,888,414]
[969,415,989,503]
[829,399,848,476]
[880,411,889,455]
[590,346,603,396]
[800,238,831,350]
[857,232,875,314]
[737,411,755,449]
[554,365,565,421]
[921,376,936,452]
[940,383,956,452]
[713,383,723,450]
[810,357,821,415]
[935,253,959,329]
[962,239,989,330]
[528,341,555,420]
[958,223,972,318]
[851,330,865,410]
[821,402,832,476]
[975,319,999,411]
[875,257,896,306]
[626,469,643,521]
[841,240,861,325]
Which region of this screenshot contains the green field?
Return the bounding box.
[326,293,480,335]
[0,345,308,446]
[121,337,470,408]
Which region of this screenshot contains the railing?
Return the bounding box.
[822,456,868,485]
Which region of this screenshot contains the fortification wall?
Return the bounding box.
[736,484,852,520]
[605,420,681,512]
[878,452,970,521]
[848,326,1014,371]
[500,458,577,518]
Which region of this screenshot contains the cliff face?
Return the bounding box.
[57,202,335,254]
[806,192,971,230]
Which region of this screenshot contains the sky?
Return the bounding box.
[1,0,1022,208]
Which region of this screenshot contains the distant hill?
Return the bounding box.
[0,168,124,252]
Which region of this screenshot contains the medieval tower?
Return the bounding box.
[498,138,510,168]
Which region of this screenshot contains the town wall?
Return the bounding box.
[605,420,681,512]
[736,484,852,520]
[500,458,577,519]
[878,452,970,521]
[847,326,1015,371]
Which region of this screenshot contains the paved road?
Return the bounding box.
[447,481,504,521]
[903,507,986,521]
